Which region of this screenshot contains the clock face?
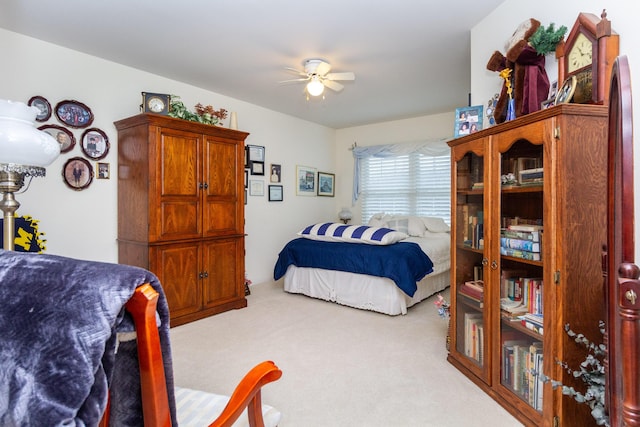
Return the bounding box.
[147,97,166,113]
[568,32,593,73]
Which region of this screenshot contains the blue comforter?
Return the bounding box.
[273,238,434,297]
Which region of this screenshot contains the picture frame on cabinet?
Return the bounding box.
[317,172,335,197]
[249,179,264,196]
[296,165,317,196]
[28,96,52,122]
[268,185,283,202]
[97,162,110,179]
[541,98,555,109]
[38,124,75,153]
[250,161,264,175]
[55,99,94,128]
[454,105,483,138]
[62,157,93,191]
[80,128,109,160]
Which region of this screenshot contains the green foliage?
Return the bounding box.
[533,322,609,426]
[529,23,568,55]
[167,96,227,125]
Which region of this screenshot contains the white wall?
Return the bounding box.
[471,0,640,258]
[334,113,454,223]
[0,28,335,285]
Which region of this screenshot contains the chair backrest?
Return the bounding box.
[100,284,282,427]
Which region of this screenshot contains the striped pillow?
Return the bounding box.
[298,223,408,245]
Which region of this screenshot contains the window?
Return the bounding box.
[359,151,451,224]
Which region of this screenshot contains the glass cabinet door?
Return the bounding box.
[496,138,544,411]
[453,146,487,376]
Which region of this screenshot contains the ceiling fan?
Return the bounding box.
[281,59,355,97]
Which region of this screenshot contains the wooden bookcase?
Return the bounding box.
[115,114,249,326]
[447,104,608,427]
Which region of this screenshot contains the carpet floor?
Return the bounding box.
[170,281,523,426]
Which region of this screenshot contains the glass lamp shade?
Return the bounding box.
[0,99,60,167]
[306,77,325,97]
[338,208,353,223]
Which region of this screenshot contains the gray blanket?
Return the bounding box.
[0,250,177,426]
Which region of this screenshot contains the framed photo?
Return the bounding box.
[97,162,110,179]
[244,169,249,188]
[541,98,556,109]
[55,100,94,128]
[250,161,264,175]
[247,145,265,162]
[270,163,281,183]
[556,75,577,105]
[62,157,93,191]
[296,165,316,196]
[28,96,52,122]
[317,172,335,197]
[454,105,483,138]
[80,128,109,160]
[268,185,283,202]
[38,124,75,153]
[249,179,264,196]
[244,146,249,168]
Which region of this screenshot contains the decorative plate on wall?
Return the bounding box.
[62,157,93,191]
[80,128,109,160]
[55,100,94,128]
[38,124,75,153]
[28,96,52,122]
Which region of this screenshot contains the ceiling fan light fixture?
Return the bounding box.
[306,77,325,96]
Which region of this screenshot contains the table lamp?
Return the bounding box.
[338,208,353,224]
[0,99,60,250]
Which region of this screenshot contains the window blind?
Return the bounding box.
[360,151,451,225]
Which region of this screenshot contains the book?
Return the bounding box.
[500,237,540,253]
[500,247,541,261]
[459,283,483,302]
[508,224,543,232]
[501,228,541,242]
[464,280,484,292]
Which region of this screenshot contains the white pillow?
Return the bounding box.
[421,217,451,233]
[384,218,409,234]
[298,223,408,245]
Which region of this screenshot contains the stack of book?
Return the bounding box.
[464,312,484,364]
[501,338,543,409]
[458,280,484,307]
[500,224,543,261]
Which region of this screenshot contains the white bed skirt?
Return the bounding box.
[283,266,449,315]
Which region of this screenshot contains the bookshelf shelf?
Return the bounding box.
[447,104,608,427]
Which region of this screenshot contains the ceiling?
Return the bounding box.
[0,0,505,129]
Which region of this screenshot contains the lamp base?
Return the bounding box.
[0,166,44,251]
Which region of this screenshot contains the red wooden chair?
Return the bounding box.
[99,284,282,427]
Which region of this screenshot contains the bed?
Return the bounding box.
[273,216,451,315]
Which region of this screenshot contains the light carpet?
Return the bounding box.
[170,281,523,426]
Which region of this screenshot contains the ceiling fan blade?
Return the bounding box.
[323,80,344,92]
[278,77,310,84]
[284,67,308,77]
[326,72,355,81]
[315,61,332,76]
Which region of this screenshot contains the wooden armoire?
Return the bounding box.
[115,113,248,326]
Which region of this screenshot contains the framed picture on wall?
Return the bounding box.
[317,172,335,197]
[268,185,283,201]
[296,165,316,196]
[249,179,264,196]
